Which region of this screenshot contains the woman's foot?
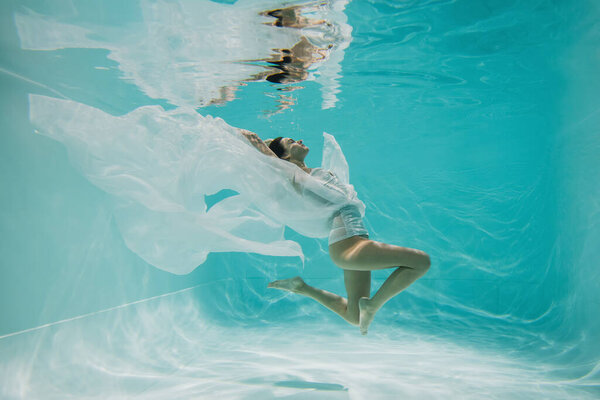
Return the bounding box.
[267,276,305,293]
[358,297,377,335]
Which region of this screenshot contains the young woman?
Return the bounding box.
[241,131,431,335]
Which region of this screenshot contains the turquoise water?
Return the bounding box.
[1,0,599,398]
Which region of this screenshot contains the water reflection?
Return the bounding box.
[262,2,332,84]
[15,0,351,112]
[251,37,331,85]
[261,4,327,29]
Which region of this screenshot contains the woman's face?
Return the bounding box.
[280,137,309,161]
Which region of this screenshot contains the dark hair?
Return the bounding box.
[268,136,286,158]
[266,73,290,84]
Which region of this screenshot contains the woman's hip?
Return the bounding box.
[327,205,369,246]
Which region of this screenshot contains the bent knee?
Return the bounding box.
[415,252,431,273]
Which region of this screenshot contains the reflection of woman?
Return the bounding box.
[252,4,333,85]
[260,5,326,29]
[266,37,330,84]
[241,131,431,335]
[246,36,331,85]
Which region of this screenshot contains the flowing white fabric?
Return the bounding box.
[28,95,364,274]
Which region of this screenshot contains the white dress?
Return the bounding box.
[303,168,368,245]
[28,95,365,274]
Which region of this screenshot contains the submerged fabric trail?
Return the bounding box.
[28,94,364,274]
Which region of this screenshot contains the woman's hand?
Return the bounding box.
[240,129,257,139]
[239,129,277,157]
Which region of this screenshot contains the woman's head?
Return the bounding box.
[267,137,309,162]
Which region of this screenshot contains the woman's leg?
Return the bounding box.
[329,236,430,271]
[268,238,430,332]
[358,266,428,334]
[267,276,351,324]
[267,271,371,326]
[329,236,431,334]
[343,270,371,325]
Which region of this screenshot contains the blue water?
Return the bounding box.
[1,0,599,398]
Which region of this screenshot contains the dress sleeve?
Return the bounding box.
[320,132,350,184]
[293,169,349,205]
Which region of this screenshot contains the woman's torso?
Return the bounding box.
[307,167,364,220]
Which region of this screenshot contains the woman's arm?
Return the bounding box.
[239,129,302,188]
[292,170,349,205]
[240,129,277,157]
